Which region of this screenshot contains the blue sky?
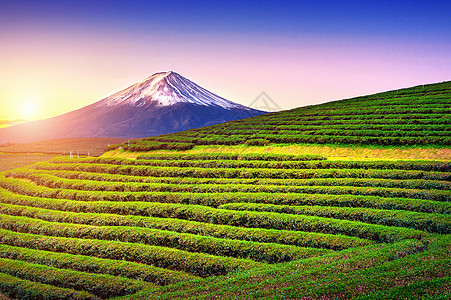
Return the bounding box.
[3,0,450,37]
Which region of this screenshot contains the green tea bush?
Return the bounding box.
[0,244,196,285]
[0,229,262,277]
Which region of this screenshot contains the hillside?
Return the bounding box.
[0,82,449,299]
[108,81,450,152]
[0,153,449,299]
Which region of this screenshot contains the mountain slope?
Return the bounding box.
[0,72,265,143]
[119,81,450,149]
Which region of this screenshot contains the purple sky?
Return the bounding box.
[0,0,450,120]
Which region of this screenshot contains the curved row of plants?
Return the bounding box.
[0,195,428,243]
[0,244,196,286]
[188,129,451,138]
[49,156,451,172]
[0,272,97,300]
[0,197,373,250]
[0,214,329,264]
[11,167,451,190]
[2,178,449,214]
[217,203,451,234]
[0,257,154,299]
[7,171,450,201]
[32,161,451,181]
[0,229,262,277]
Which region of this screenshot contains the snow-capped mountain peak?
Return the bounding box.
[0,71,266,143]
[99,71,250,110]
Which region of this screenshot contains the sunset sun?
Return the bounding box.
[18,99,38,120]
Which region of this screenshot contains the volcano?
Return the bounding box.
[0,72,265,143]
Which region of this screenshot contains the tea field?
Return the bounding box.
[0,81,449,299]
[0,151,449,299]
[106,81,451,152]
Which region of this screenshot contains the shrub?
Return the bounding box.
[245,139,270,146]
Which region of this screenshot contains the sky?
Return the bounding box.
[0,0,450,121]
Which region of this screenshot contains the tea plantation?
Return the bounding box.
[107,81,451,151]
[0,82,449,299]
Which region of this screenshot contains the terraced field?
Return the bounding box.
[0,82,450,299]
[106,81,451,151]
[0,151,449,299]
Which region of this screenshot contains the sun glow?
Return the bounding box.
[18,99,39,120]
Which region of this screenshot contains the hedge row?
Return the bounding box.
[0,244,196,286]
[218,203,451,234]
[282,238,451,299]
[216,113,448,122]
[0,214,330,264]
[182,113,449,123]
[136,153,326,161]
[258,129,451,138]
[0,272,97,300]
[209,124,450,134]
[262,112,448,120]
[105,141,194,152]
[208,116,450,125]
[0,199,427,243]
[15,168,451,191]
[2,178,449,215]
[10,169,451,198]
[0,257,153,299]
[7,173,450,202]
[150,132,451,147]
[354,277,451,300]
[184,115,451,129]
[33,162,451,182]
[167,236,450,299]
[250,134,451,146]
[0,198,373,250]
[215,129,451,139]
[284,106,450,115]
[194,126,451,136]
[227,114,448,123]
[64,201,429,243]
[138,237,433,299]
[263,124,449,131]
[0,229,262,277]
[49,156,451,172]
[208,125,451,134]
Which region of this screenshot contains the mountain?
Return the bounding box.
[0,71,265,143]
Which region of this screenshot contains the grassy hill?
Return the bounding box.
[0,82,449,299]
[107,81,450,152]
